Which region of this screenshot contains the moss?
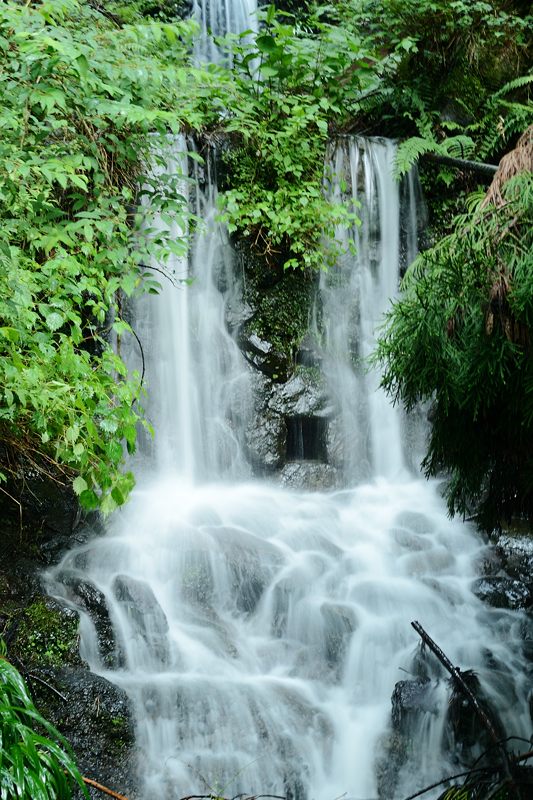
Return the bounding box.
[100,714,132,751]
[14,599,80,668]
[244,268,317,362]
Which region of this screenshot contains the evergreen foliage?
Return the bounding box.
[376,134,533,527]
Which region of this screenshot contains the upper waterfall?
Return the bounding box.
[321,137,410,482]
[134,143,251,482]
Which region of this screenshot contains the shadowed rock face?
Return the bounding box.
[34,667,138,800]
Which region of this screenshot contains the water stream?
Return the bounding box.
[46,0,532,777]
[47,131,530,799]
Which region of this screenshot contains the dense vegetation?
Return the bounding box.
[0,0,532,796]
[0,0,530,520]
[377,142,533,527]
[0,0,196,513]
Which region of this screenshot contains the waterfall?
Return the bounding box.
[47,136,530,800]
[321,138,408,482]
[193,0,257,63]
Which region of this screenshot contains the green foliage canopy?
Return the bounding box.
[0,0,197,513]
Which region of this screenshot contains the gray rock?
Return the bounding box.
[240,331,291,381]
[225,298,254,332]
[269,372,331,417]
[471,576,532,610]
[59,574,119,667]
[112,575,170,664]
[377,678,436,799]
[497,531,533,588]
[246,411,286,472]
[325,416,345,469]
[320,602,357,676]
[279,462,339,490]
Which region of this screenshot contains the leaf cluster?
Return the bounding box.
[328,1,532,183]
[0,0,196,512]
[0,640,88,799]
[211,4,379,270]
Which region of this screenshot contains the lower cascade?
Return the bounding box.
[48,137,530,800]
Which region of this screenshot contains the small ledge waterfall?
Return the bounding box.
[48,134,530,800]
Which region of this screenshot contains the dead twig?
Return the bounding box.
[81,775,130,800]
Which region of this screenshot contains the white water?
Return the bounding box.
[48,138,529,800]
[192,0,257,63]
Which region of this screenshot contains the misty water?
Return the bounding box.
[47,131,530,800]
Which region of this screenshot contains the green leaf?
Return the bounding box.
[256,35,278,54]
[0,327,20,342]
[45,312,64,332]
[72,476,88,495]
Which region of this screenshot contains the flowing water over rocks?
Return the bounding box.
[47,137,531,800]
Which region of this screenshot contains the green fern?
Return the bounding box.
[394,135,440,176]
[394,133,476,176]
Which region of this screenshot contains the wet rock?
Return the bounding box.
[325,417,344,469]
[10,596,83,669]
[60,574,119,667]
[471,576,532,610]
[33,667,137,800]
[269,371,332,418]
[320,602,357,675]
[112,575,170,663]
[225,297,254,333]
[496,530,533,589]
[279,462,339,490]
[240,331,291,381]
[444,670,506,761]
[377,678,436,799]
[295,333,321,368]
[391,678,436,728]
[245,411,286,472]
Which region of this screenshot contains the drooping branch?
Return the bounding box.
[81,776,130,800]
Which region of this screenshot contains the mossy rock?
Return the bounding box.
[243,268,317,368]
[12,597,82,669]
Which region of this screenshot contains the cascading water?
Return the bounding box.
[47,135,530,800]
[192,0,257,63]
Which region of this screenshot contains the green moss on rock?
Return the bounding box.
[14,598,81,668]
[244,269,316,363]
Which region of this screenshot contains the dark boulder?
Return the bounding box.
[59,573,120,667]
[33,666,138,800]
[472,576,532,610]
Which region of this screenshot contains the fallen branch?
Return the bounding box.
[411,621,518,796]
[421,152,498,177]
[81,776,130,800]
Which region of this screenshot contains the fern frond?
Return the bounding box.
[438,788,471,800]
[492,72,533,101]
[394,135,439,177]
[442,135,476,160]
